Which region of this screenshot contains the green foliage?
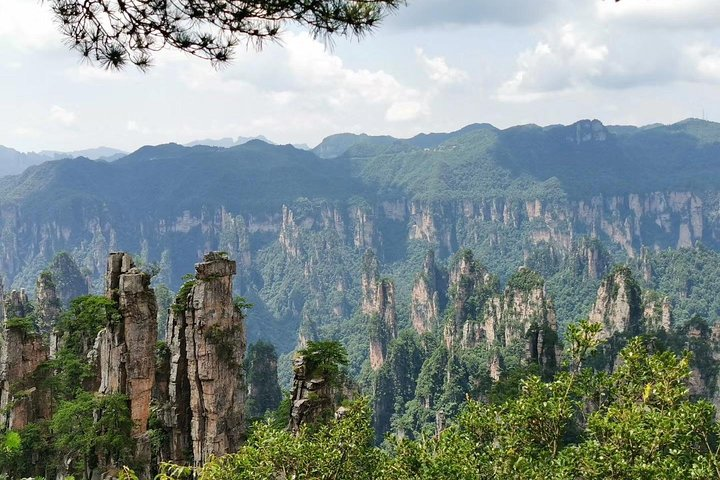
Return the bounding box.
[156,341,171,368]
[4,316,37,336]
[0,431,21,469]
[158,327,720,479]
[506,267,545,293]
[642,245,720,325]
[51,392,134,478]
[233,296,253,319]
[245,341,282,421]
[205,324,241,366]
[57,295,120,354]
[299,341,349,386]
[171,278,196,315]
[164,399,382,480]
[45,295,121,400]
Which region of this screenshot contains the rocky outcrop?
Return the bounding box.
[643,292,672,332]
[461,268,558,378]
[45,252,89,306]
[166,252,246,466]
[289,353,335,434]
[588,266,643,339]
[444,250,496,350]
[279,205,302,258]
[361,251,397,370]
[575,238,610,280]
[36,271,62,335]
[0,291,49,430]
[165,291,192,463]
[353,206,376,250]
[3,288,32,319]
[411,250,445,335]
[96,253,158,441]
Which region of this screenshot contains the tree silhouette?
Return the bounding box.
[50,0,405,70]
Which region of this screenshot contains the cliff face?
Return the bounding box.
[588,267,643,339]
[0,289,49,430]
[45,252,89,306]
[0,183,711,364]
[289,354,335,434]
[460,268,559,378]
[444,250,496,350]
[166,252,246,466]
[410,251,445,335]
[643,293,673,332]
[362,251,397,370]
[96,252,158,442]
[36,271,62,335]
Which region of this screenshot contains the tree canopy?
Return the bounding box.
[49,0,405,69]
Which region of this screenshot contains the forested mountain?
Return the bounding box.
[4,118,720,476]
[1,118,720,368]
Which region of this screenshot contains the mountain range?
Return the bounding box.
[1,117,720,362]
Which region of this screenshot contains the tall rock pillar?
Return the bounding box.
[362,250,397,371]
[167,252,246,466]
[98,252,158,438]
[0,289,49,430]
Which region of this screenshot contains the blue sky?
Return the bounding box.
[2,0,720,151]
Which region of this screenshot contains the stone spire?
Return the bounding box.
[361,250,397,370]
[588,266,643,339]
[36,271,62,335]
[411,250,444,335]
[97,253,158,441]
[166,252,246,466]
[0,288,48,430]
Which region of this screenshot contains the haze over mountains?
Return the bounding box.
[2,117,720,357]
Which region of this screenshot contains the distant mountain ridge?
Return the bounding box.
[0,145,127,178]
[2,117,720,354]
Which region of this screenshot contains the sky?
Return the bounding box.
[2,0,720,152]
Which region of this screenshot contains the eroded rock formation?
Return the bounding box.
[289,353,335,434]
[166,252,246,466]
[588,266,643,339]
[36,271,62,335]
[411,250,445,335]
[459,268,558,378]
[444,250,497,350]
[362,251,397,370]
[96,253,158,443]
[0,289,49,430]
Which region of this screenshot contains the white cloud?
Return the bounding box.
[65,64,127,83]
[391,0,565,28]
[685,44,720,83]
[283,33,427,121]
[50,105,77,126]
[498,24,609,101]
[596,0,720,29]
[416,48,468,85]
[386,101,428,122]
[0,0,60,50]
